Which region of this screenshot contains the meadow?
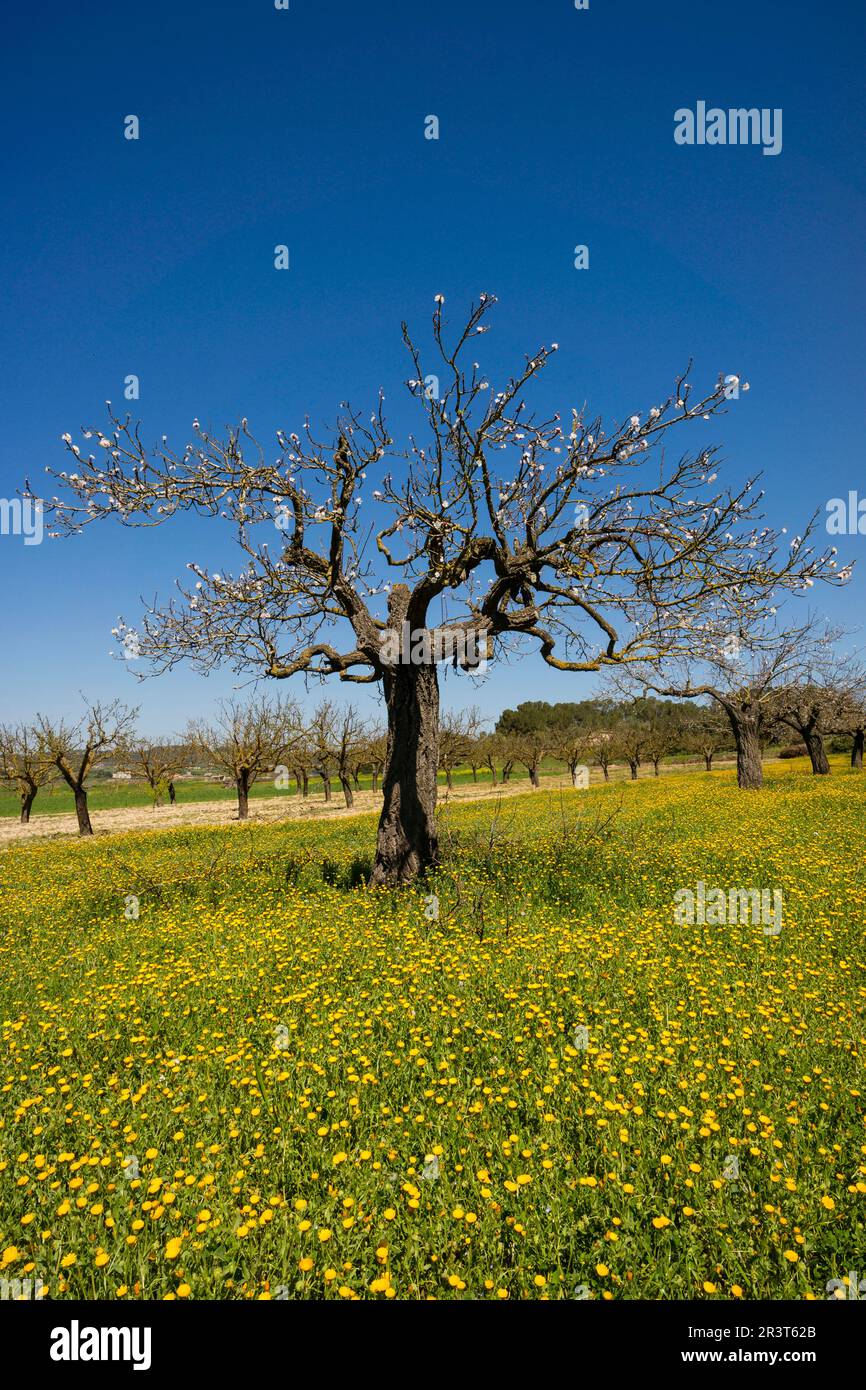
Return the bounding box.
[0,760,863,1301]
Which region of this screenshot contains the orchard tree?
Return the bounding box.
[829,666,866,769]
[32,295,845,882]
[438,708,483,790]
[551,723,594,788]
[681,705,730,772]
[0,723,54,823]
[186,696,302,820]
[36,700,137,835]
[630,619,841,789]
[122,740,189,806]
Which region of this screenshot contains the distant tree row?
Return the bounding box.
[6,656,862,837]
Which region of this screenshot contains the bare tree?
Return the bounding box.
[186,696,302,820]
[310,700,366,807]
[612,718,648,781]
[122,740,189,806]
[829,666,866,769]
[439,708,483,791]
[550,723,594,788]
[681,704,730,772]
[34,296,845,880]
[512,728,550,788]
[629,618,840,789]
[36,700,138,835]
[0,723,54,823]
[586,729,614,782]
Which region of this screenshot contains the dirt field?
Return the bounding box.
[0,774,565,845]
[0,759,740,847]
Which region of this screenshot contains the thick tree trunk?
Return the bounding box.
[20,787,36,823]
[529,765,540,788]
[340,776,354,808]
[729,714,763,789]
[703,753,713,772]
[236,773,250,820]
[168,780,177,804]
[628,759,639,781]
[370,662,439,886]
[74,787,93,836]
[852,730,864,769]
[803,730,830,775]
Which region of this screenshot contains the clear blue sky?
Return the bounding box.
[1,0,864,733]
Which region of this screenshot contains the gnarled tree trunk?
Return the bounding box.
[74,787,93,835]
[20,785,37,824]
[728,714,763,789]
[339,775,354,808]
[371,662,439,886]
[851,730,864,770]
[803,729,830,775]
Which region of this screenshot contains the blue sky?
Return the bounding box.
[1,0,864,732]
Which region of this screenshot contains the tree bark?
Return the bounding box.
[74,787,93,835]
[703,753,713,772]
[528,765,540,788]
[168,780,176,804]
[728,714,763,789]
[371,662,439,886]
[20,787,36,824]
[236,772,250,820]
[852,730,864,770]
[803,729,830,775]
[339,776,354,808]
[628,759,639,780]
[600,763,610,782]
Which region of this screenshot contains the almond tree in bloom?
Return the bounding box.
[31,296,845,881]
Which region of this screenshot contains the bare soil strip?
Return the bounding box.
[0,759,739,847]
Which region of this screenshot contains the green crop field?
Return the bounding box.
[1,762,863,1301]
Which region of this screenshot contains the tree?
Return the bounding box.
[681,705,730,772]
[771,687,834,775]
[587,729,614,782]
[551,723,593,787]
[311,700,366,807]
[439,708,483,791]
[631,619,839,790]
[0,723,54,823]
[829,667,866,769]
[186,696,302,820]
[36,700,137,835]
[365,728,388,793]
[122,740,189,805]
[34,296,845,881]
[612,718,648,780]
[510,728,548,788]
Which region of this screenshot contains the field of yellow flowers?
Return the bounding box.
[1,762,863,1300]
